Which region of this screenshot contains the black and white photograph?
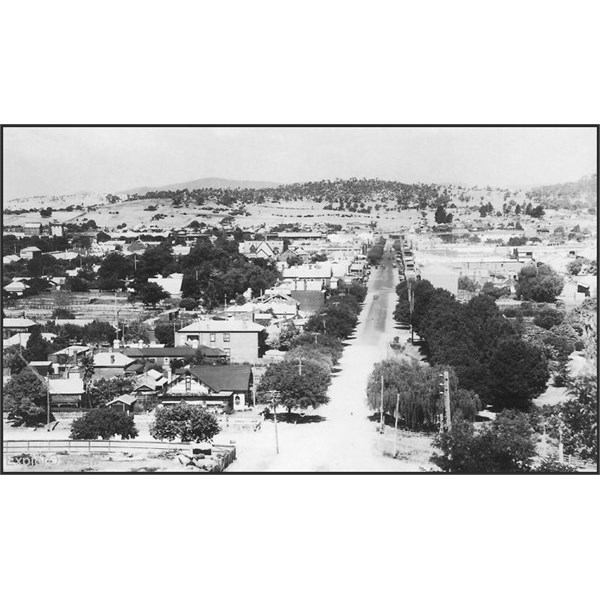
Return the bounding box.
[2,126,597,473]
[1,3,599,600]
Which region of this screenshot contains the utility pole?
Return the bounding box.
[272,391,280,454]
[379,375,385,434]
[439,370,451,432]
[393,392,400,458]
[46,374,50,428]
[297,357,303,375]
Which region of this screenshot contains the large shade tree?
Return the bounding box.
[258,358,331,416]
[150,402,220,443]
[487,339,549,410]
[516,263,564,302]
[366,360,481,432]
[3,369,48,426]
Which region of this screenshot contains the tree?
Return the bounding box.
[23,325,52,362]
[97,231,111,243]
[561,373,598,461]
[68,276,90,292]
[533,308,564,330]
[129,281,169,308]
[70,408,138,440]
[516,263,564,303]
[566,259,584,276]
[154,322,175,346]
[82,320,117,345]
[80,353,95,406]
[3,369,47,426]
[434,205,448,224]
[179,297,197,311]
[150,402,220,442]
[305,303,359,340]
[458,275,478,292]
[123,320,151,344]
[3,346,27,375]
[52,307,76,319]
[432,410,537,473]
[530,205,545,218]
[289,332,343,364]
[88,376,134,407]
[98,253,133,283]
[487,339,549,410]
[267,321,300,351]
[366,360,481,431]
[258,358,331,416]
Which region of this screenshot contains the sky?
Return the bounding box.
[3,126,597,199]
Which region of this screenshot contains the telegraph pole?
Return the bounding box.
[46,374,50,428]
[379,375,385,433]
[297,357,303,375]
[393,392,400,458]
[439,370,451,432]
[272,391,280,454]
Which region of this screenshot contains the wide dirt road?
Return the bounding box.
[228,245,419,472]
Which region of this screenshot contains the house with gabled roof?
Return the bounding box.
[92,351,142,380]
[238,240,284,260]
[161,364,253,411]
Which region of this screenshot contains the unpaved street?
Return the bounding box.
[227,245,425,472]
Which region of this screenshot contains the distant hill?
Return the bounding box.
[121,177,281,195]
[527,174,597,209]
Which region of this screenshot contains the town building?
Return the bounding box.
[175,319,265,363]
[281,263,332,291]
[133,369,168,394]
[106,394,137,414]
[19,246,42,260]
[2,317,37,339]
[92,351,142,380]
[49,378,84,407]
[23,222,42,236]
[27,361,54,377]
[3,279,29,295]
[148,274,183,298]
[238,240,284,260]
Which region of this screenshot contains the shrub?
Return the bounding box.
[150,402,220,443]
[70,408,138,440]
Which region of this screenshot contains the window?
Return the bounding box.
[224,348,231,356]
[223,333,230,343]
[210,333,216,343]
